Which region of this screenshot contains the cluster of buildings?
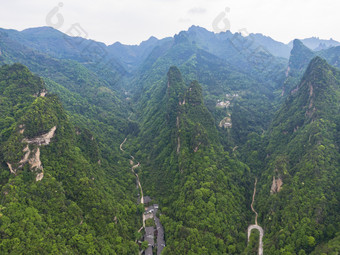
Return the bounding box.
[142,197,165,255]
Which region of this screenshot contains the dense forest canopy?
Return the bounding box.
[0,26,339,254]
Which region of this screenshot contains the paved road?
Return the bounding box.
[247,178,264,255]
[247,225,264,255]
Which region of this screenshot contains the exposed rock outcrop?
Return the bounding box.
[176,136,180,154]
[19,124,25,134]
[19,145,30,166]
[270,176,283,194]
[29,148,42,170]
[7,126,57,181]
[6,163,15,174]
[22,126,56,145]
[33,89,47,97]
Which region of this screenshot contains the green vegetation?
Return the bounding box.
[0,26,340,254]
[132,67,252,254]
[255,57,340,254]
[0,64,139,254]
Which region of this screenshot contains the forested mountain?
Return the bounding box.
[248,35,340,59]
[0,64,140,254]
[283,39,340,96]
[128,25,287,148]
[255,57,340,254]
[0,25,339,254]
[131,66,251,254]
[287,37,340,51]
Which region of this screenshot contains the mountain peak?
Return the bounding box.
[292,39,305,48]
[174,31,190,44]
[289,39,315,72]
[167,66,183,84]
[188,25,208,32]
[305,56,328,71]
[295,57,339,120]
[138,36,159,47]
[21,26,63,36]
[146,35,158,42]
[271,57,339,141]
[0,64,45,95]
[302,56,336,92]
[292,39,314,52]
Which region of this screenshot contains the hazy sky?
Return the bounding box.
[0,0,339,45]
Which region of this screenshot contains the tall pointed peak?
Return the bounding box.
[289,39,315,72]
[167,66,183,85]
[292,39,307,48]
[174,31,190,44]
[304,56,330,74]
[291,39,313,56]
[301,56,337,91]
[165,66,185,124]
[291,57,339,120]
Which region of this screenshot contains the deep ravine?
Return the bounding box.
[247,178,264,255]
[119,138,165,255]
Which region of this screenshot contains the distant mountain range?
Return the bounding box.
[0,25,339,254]
[2,25,339,69]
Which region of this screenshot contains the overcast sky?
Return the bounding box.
[0,0,339,45]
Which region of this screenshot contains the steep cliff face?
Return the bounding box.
[257,57,340,254]
[7,126,57,181]
[2,80,65,181]
[288,40,315,75]
[133,66,251,254]
[283,40,340,97]
[177,80,217,157]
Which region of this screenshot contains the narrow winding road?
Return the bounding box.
[120,138,166,254]
[120,138,145,227]
[247,178,264,255]
[251,178,259,226]
[120,138,127,152]
[119,138,165,255]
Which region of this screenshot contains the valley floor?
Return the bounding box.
[120,138,166,255]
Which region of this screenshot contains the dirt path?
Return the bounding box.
[121,138,145,227]
[129,161,144,222]
[251,178,259,225]
[119,138,127,152]
[120,138,165,252]
[135,172,144,205]
[248,177,264,255]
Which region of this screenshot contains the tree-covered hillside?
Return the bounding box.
[256,57,340,254]
[129,66,253,254]
[0,64,140,254]
[283,39,340,96]
[0,25,339,255]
